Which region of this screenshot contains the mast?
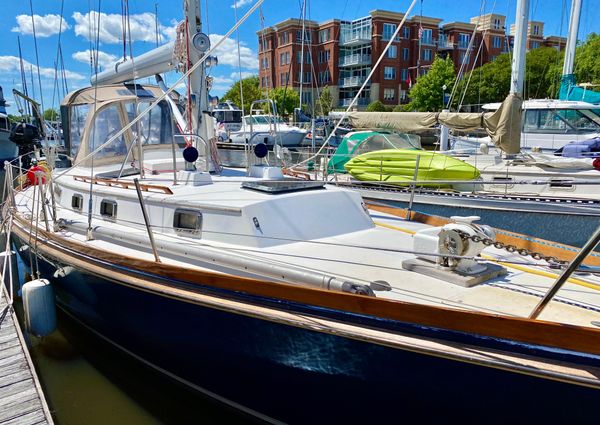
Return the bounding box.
[562,0,582,77]
[510,0,529,96]
[185,0,208,136]
[298,0,307,111]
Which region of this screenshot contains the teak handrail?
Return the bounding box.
[73,175,173,194]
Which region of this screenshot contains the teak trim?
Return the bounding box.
[73,175,173,194]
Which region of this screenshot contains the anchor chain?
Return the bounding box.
[455,230,570,269]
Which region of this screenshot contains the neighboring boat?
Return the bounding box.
[6,1,600,423]
[344,149,480,187]
[228,114,307,147]
[0,87,18,164]
[452,98,600,153]
[212,100,243,141]
[327,130,421,173]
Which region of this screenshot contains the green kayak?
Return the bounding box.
[344,149,480,187]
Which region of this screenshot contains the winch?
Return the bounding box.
[403,216,506,287]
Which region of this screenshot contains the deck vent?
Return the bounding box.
[173,209,202,235]
[71,194,83,210]
[100,200,118,219]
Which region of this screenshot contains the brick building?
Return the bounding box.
[257,9,566,110]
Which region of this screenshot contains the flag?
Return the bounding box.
[418,25,423,39]
[407,73,412,88]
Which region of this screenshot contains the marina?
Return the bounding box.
[0,0,599,423]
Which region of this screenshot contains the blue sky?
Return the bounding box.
[1,0,598,115]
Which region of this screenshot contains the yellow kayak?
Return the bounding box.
[344,149,480,187]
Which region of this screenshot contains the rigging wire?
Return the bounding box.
[233,0,245,115]
[28,0,45,114]
[50,0,67,121]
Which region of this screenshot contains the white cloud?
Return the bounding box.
[72,50,118,70]
[0,56,85,81]
[72,11,175,44]
[209,34,258,70]
[11,14,71,38]
[231,0,255,8]
[230,71,256,80]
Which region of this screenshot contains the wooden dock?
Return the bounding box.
[0,289,53,425]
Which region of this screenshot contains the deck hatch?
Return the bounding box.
[241,179,325,194]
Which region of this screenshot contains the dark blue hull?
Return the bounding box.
[16,238,600,424]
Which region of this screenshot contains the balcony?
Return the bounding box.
[339,76,370,88]
[339,98,370,107]
[340,34,371,47]
[437,37,454,50]
[339,54,371,67]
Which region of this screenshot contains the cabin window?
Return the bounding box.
[173,209,202,235]
[88,105,128,160]
[126,100,173,146]
[100,200,118,219]
[523,109,600,134]
[69,104,90,158]
[71,194,83,210]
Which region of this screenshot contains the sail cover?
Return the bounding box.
[344,94,522,154]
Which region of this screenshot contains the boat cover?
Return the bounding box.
[344,94,522,154]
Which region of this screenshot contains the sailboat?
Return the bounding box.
[5,0,600,422]
[323,0,600,247]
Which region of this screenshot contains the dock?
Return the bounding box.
[0,289,53,425]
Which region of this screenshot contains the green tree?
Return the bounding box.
[406,56,456,111]
[220,75,261,114]
[574,33,600,88]
[315,86,333,117]
[43,108,59,121]
[268,87,301,117]
[366,100,387,112]
[524,47,562,99]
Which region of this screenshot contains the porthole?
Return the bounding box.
[71,194,83,210]
[173,209,202,236]
[100,199,118,219]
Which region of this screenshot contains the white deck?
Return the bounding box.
[13,164,600,330]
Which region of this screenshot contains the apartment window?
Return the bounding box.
[490,55,496,62]
[318,49,331,63]
[278,32,289,46]
[492,36,502,49]
[318,28,331,43]
[386,45,397,59]
[301,92,312,105]
[400,89,407,101]
[296,30,311,43]
[383,88,395,101]
[298,72,312,83]
[421,28,433,45]
[261,76,270,87]
[261,57,269,69]
[403,27,410,39]
[400,68,408,81]
[458,33,470,49]
[422,49,432,61]
[306,52,312,64]
[280,73,289,85]
[493,18,501,30]
[319,69,330,84]
[533,25,540,36]
[383,23,397,41]
[402,48,409,60]
[384,66,396,80]
[459,51,469,63]
[531,41,540,49]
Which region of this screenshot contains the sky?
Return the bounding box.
[1,0,598,115]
